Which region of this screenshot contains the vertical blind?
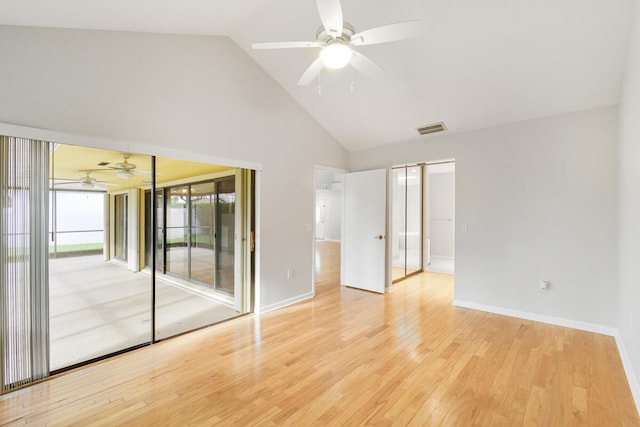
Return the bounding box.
[0,135,50,393]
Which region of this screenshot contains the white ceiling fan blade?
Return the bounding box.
[317,0,343,39]
[298,57,324,86]
[252,41,323,50]
[350,50,384,77]
[351,21,421,46]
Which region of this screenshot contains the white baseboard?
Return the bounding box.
[259,291,314,314]
[452,299,639,415]
[452,299,618,336]
[614,333,640,415]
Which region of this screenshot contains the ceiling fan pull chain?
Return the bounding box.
[350,66,355,92]
[318,72,322,95]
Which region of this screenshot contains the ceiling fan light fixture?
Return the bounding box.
[320,42,352,69]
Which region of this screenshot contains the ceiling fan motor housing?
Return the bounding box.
[316,22,355,43]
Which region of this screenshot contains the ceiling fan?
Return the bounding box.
[107,153,140,178]
[251,0,420,85]
[98,153,154,178]
[54,171,113,190]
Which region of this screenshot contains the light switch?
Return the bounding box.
[461,222,468,233]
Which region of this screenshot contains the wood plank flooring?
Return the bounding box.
[1,242,638,425]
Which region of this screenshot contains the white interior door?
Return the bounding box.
[343,169,387,293]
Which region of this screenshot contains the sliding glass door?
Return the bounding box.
[2,137,255,392]
[162,176,235,295]
[154,171,248,341]
[391,165,423,282]
[48,147,152,371]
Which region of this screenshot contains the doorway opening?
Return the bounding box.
[313,167,345,292]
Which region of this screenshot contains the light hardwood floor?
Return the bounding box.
[1,242,638,425]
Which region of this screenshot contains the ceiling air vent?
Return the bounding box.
[417,122,447,136]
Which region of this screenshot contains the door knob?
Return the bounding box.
[374,235,384,240]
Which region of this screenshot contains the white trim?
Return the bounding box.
[452,300,618,336]
[253,170,261,314]
[0,122,263,171]
[260,292,314,314]
[615,333,640,415]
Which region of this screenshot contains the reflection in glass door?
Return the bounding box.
[391,165,423,282]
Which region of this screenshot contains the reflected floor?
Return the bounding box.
[49,255,240,370]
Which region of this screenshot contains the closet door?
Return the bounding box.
[391,165,423,283]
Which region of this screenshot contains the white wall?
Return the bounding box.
[618,0,640,403]
[350,106,619,327]
[0,25,348,311]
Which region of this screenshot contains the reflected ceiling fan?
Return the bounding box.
[55,171,114,190]
[108,153,139,178]
[105,153,152,178]
[252,0,420,85]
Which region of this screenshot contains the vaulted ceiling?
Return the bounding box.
[0,0,634,151]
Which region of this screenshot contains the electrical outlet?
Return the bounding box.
[287,268,294,279]
[539,280,550,292]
